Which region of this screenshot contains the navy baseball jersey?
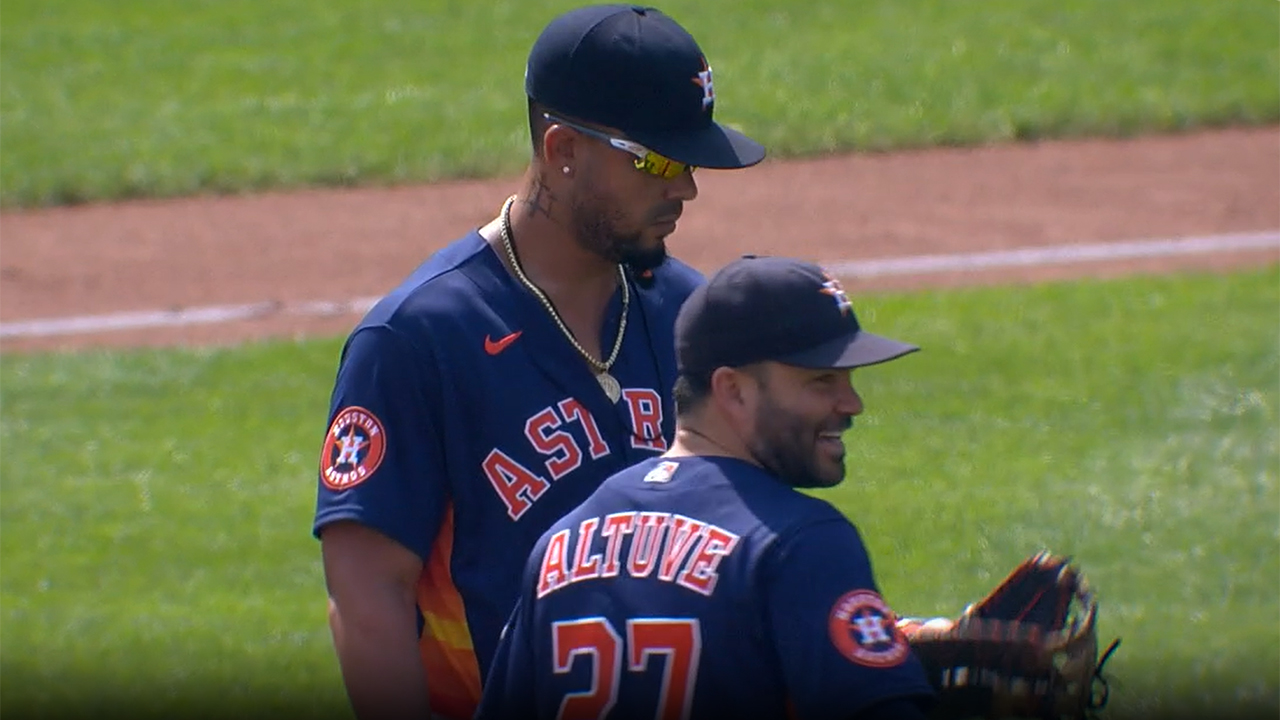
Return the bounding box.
[312,231,703,719]
[477,455,936,720]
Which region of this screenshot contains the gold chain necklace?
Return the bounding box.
[499,195,628,402]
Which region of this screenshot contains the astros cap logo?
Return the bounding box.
[320,406,387,490]
[819,272,853,315]
[691,57,714,110]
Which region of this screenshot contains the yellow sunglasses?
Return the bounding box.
[543,113,696,180]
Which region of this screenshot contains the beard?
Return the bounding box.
[570,192,674,273]
[746,390,851,489]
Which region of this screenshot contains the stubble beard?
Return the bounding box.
[748,393,848,489]
[570,192,670,273]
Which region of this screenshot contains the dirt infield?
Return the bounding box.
[1,125,1276,353]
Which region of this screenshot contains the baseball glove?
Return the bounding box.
[896,552,1121,720]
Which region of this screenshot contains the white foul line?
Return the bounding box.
[822,230,1280,278]
[0,297,382,339]
[2,231,1276,340]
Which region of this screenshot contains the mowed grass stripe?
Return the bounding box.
[1,0,1276,206]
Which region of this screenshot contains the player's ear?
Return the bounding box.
[541,122,580,171]
[709,366,755,420]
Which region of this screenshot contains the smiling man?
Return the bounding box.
[478,256,936,720]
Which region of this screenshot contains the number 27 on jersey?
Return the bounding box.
[553,616,701,720]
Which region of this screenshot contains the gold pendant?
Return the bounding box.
[596,371,622,403]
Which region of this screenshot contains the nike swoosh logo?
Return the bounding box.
[484,331,522,355]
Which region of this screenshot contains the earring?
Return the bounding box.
[562,166,571,175]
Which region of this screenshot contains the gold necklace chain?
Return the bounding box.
[499,195,629,373]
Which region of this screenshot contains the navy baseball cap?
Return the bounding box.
[525,4,766,169]
[676,256,920,377]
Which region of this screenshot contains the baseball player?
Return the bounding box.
[313,5,765,720]
[476,256,936,720]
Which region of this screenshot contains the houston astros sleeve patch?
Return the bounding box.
[320,406,387,490]
[827,590,910,668]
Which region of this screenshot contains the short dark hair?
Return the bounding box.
[673,364,771,417]
[672,372,711,417]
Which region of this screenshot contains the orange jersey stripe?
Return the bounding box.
[417,505,483,720]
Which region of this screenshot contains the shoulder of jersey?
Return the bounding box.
[614,456,682,485]
[567,458,685,512]
[715,460,849,532]
[644,257,705,295]
[603,457,840,529]
[357,232,494,330]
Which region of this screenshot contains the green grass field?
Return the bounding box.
[2,268,1277,718]
[1,0,1276,206]
[2,0,1278,717]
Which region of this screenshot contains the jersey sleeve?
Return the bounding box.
[312,324,448,560]
[763,519,935,719]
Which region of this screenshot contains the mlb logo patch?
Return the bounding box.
[643,460,680,484]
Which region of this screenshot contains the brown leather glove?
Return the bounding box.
[897,552,1121,720]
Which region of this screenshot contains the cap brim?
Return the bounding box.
[780,330,920,370]
[629,121,766,170]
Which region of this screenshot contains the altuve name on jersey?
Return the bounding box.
[537,511,741,599]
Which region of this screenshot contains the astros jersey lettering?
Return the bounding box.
[313,231,703,719]
[477,456,936,720]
